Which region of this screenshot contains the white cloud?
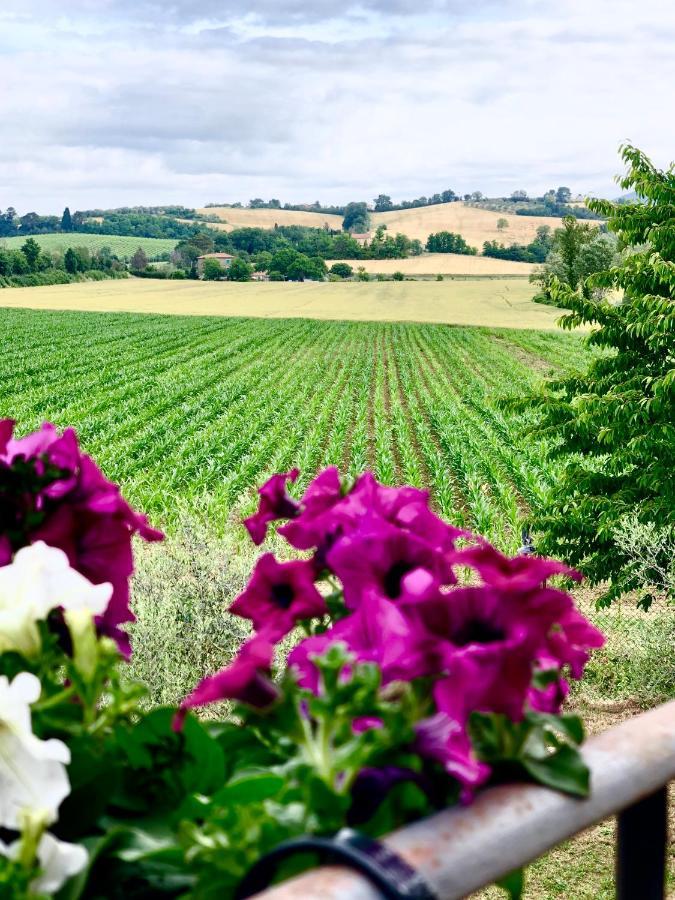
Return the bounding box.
[0,0,672,212]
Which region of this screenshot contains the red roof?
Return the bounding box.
[198,252,234,259]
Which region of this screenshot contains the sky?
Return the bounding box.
[0,0,673,214]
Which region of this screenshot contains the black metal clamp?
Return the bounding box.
[236,828,438,899]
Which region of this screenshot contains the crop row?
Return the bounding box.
[0,308,592,550]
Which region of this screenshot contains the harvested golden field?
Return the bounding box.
[373,202,564,247]
[193,202,562,249]
[195,206,344,231]
[326,253,535,275]
[0,276,565,329]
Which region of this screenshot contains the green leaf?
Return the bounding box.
[496,867,525,899]
[522,743,590,797]
[213,769,286,805]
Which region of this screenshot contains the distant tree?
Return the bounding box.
[426,231,477,255]
[329,262,353,279]
[470,191,484,202]
[555,186,572,204]
[373,194,394,212]
[463,194,471,202]
[497,218,509,231]
[510,190,528,202]
[436,273,443,281]
[190,232,215,254]
[441,190,457,203]
[410,239,424,256]
[21,238,41,272]
[202,258,224,280]
[269,199,281,209]
[63,248,80,274]
[253,250,274,272]
[61,207,73,232]
[392,271,404,281]
[342,202,370,233]
[130,247,149,271]
[227,258,253,281]
[249,198,266,208]
[356,266,370,281]
[0,208,18,237]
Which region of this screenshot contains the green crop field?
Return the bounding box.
[0,307,593,551]
[0,232,177,259]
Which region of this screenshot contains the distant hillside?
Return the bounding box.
[196,202,564,251]
[196,207,343,231]
[372,203,564,247]
[0,233,177,259]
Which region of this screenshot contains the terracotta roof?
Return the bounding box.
[197,252,235,259]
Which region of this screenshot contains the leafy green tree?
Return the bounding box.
[21,238,42,272]
[497,218,508,231]
[373,194,393,212]
[342,202,370,233]
[521,145,675,607]
[130,247,149,271]
[227,258,253,281]
[329,263,353,278]
[510,190,528,201]
[64,247,80,274]
[61,207,73,231]
[202,258,224,280]
[556,186,572,204]
[426,231,477,255]
[392,271,404,281]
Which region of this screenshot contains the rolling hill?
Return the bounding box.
[196,201,563,248]
[196,207,344,231]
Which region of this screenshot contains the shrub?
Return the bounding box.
[329,262,353,278]
[392,271,404,281]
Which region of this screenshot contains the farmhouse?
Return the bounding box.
[196,252,234,277]
[350,232,371,246]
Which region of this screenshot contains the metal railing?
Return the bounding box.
[255,700,675,899]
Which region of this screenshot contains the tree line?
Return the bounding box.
[0,238,128,288]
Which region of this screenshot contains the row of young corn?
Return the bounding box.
[0,309,590,547]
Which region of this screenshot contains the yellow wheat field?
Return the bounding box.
[372,202,564,247]
[0,277,567,329]
[326,254,535,275]
[195,207,344,231]
[196,201,563,248]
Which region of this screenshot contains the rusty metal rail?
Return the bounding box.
[255,700,675,899]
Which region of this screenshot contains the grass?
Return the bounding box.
[0,232,178,259]
[0,276,568,329]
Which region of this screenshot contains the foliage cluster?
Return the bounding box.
[520,146,675,607]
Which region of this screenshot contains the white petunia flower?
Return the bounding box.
[0,832,88,894]
[0,672,71,829]
[0,542,112,656]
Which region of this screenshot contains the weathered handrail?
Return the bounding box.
[255,700,675,899]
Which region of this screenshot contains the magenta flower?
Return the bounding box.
[527,656,570,714]
[243,469,300,545]
[278,467,345,551]
[230,552,326,638]
[343,473,466,553]
[0,421,163,657]
[175,631,279,729]
[544,605,605,679]
[454,541,581,593]
[326,520,449,609]
[415,671,491,803]
[289,591,436,693]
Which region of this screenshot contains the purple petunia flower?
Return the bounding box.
[230,552,326,638]
[453,541,581,592]
[415,669,491,803]
[0,421,163,658]
[326,520,449,609]
[174,630,279,730]
[289,591,436,693]
[278,466,346,551]
[243,469,300,545]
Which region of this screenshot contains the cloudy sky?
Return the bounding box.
[1,0,673,213]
